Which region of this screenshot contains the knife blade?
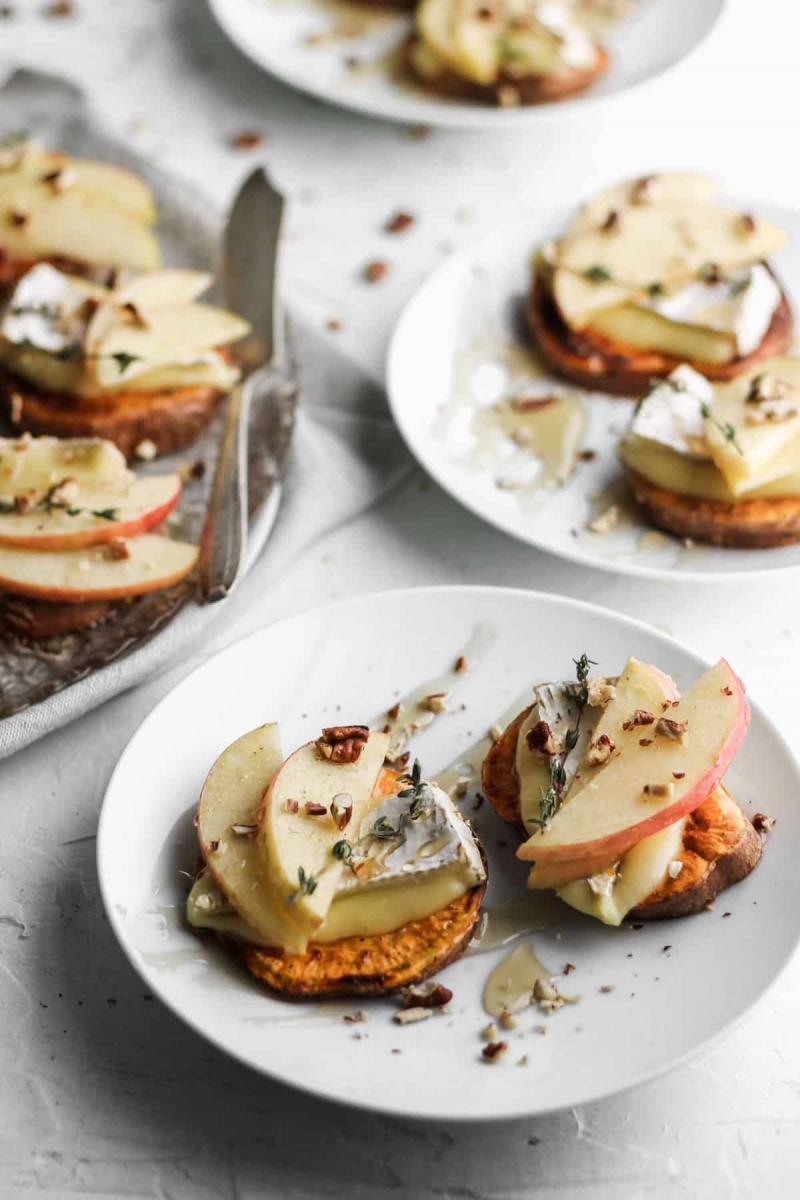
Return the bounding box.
[223,166,286,371]
[199,168,287,603]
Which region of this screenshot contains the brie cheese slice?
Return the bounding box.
[1,263,93,354]
[648,264,781,356]
[629,366,713,459]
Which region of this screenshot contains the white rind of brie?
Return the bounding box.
[630,365,713,458]
[343,782,486,892]
[648,264,781,357]
[1,263,91,354]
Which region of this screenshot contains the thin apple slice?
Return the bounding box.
[0,185,161,271]
[0,532,197,602]
[552,267,639,329]
[518,659,749,864]
[114,270,214,314]
[0,146,157,223]
[0,474,181,550]
[704,357,800,494]
[89,302,249,389]
[258,730,390,934]
[556,203,787,289]
[567,173,721,234]
[196,723,308,955]
[585,303,737,365]
[0,436,131,493]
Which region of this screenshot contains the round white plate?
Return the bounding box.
[388,202,800,582]
[98,586,800,1120]
[207,0,726,130]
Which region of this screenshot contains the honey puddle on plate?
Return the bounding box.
[438,340,588,501]
[482,941,554,1017]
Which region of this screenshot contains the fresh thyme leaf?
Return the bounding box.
[109,351,140,375]
[647,282,664,298]
[0,498,16,514]
[701,402,743,455]
[584,264,613,284]
[729,273,752,297]
[91,507,119,521]
[10,302,61,320]
[332,839,352,862]
[288,866,318,900]
[397,758,433,820]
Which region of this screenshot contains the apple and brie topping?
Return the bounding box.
[408,0,608,104]
[482,654,763,925]
[187,724,486,996]
[0,135,159,281]
[0,434,197,630]
[530,172,792,393]
[617,358,800,545]
[0,264,246,398]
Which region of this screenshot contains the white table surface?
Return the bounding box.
[2,1,800,1196]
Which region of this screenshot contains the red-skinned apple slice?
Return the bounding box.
[0,474,181,550]
[518,660,749,866]
[0,533,197,602]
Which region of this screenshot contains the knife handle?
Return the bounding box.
[199,380,250,603]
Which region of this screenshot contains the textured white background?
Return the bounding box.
[2,0,800,1196]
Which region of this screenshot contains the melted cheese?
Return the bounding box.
[556,817,686,925]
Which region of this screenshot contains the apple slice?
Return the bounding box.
[0,474,181,550]
[196,723,308,955]
[258,730,390,934]
[518,659,749,865]
[567,173,721,234]
[704,357,800,494]
[556,203,787,290]
[585,303,737,366]
[0,436,131,493]
[552,267,639,329]
[115,270,213,313]
[89,302,249,389]
[0,185,161,271]
[0,533,197,602]
[0,146,157,223]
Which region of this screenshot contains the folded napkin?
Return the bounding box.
[0,317,413,759]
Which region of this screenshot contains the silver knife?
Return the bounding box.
[199,167,290,603]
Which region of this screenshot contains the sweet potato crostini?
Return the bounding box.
[619,360,800,547]
[0,433,197,637]
[0,264,248,457]
[407,0,609,106]
[481,654,765,925]
[187,724,487,999]
[528,172,793,395]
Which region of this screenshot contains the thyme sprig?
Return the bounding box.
[531,653,597,832]
[397,758,434,820]
[332,839,352,863]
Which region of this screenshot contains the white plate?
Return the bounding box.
[207,0,725,130]
[98,586,800,1120]
[388,202,800,582]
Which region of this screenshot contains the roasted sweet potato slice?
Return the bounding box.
[624,466,800,548]
[1,368,222,459]
[630,785,763,919]
[527,266,794,397]
[481,705,763,918]
[239,883,485,1000]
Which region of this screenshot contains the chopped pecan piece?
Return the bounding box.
[526,720,558,757]
[304,802,328,817]
[655,716,688,743]
[400,980,452,1009]
[587,733,615,766]
[752,812,775,833]
[316,725,370,763]
[481,1040,508,1061]
[330,793,353,830]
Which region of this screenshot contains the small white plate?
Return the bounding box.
[98,586,800,1120]
[207,0,725,130]
[388,202,800,582]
